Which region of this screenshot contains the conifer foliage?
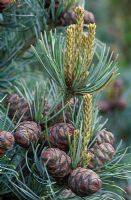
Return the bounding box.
[0,1,131,200]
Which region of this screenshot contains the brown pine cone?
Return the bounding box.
[60,10,76,25]
[88,143,115,169]
[84,10,95,24]
[14,121,41,148]
[61,9,95,26]
[5,94,31,122]
[0,131,14,157]
[68,167,102,196]
[41,148,71,180]
[96,130,115,145]
[48,123,75,151]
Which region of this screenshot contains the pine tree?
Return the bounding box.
[0,1,131,200]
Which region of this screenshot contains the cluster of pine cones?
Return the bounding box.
[0,93,116,197]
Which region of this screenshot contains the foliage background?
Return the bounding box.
[85,1,131,197]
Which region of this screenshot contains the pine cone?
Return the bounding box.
[88,143,115,169]
[60,10,76,25]
[96,130,115,145]
[41,148,71,180]
[61,9,95,26]
[84,10,95,24]
[0,131,14,157]
[5,94,31,122]
[68,167,102,196]
[0,0,12,12]
[14,121,41,148]
[48,123,75,151]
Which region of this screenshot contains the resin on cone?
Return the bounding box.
[68,167,102,196]
[41,148,71,180]
[14,121,41,148]
[0,131,14,157]
[48,123,75,151]
[88,142,115,169]
[96,130,115,145]
[5,94,31,122]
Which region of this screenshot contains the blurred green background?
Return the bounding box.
[85,0,131,144]
[85,0,131,66]
[85,1,131,197]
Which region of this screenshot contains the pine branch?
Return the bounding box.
[32,24,118,98]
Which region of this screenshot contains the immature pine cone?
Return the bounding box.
[0,131,14,157]
[5,94,31,122]
[96,130,115,145]
[41,148,71,180]
[14,121,41,148]
[48,123,75,151]
[88,142,115,169]
[68,167,102,196]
